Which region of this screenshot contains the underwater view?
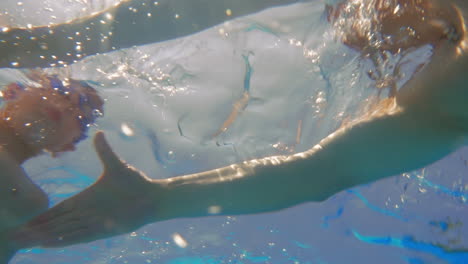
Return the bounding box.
[0,0,467,263]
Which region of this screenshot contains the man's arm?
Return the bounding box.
[11,99,465,248]
[0,0,301,68]
[156,100,463,220]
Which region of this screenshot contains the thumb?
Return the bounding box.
[94,131,123,169]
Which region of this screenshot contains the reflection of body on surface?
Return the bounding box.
[0,0,302,69]
[0,71,104,263]
[8,0,468,250]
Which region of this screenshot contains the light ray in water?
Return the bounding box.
[146,129,166,164]
[242,53,253,92]
[347,188,408,221]
[244,23,280,38]
[352,230,468,264]
[212,54,253,138]
[40,166,94,188]
[41,166,95,204]
[322,206,344,228]
[408,173,468,203]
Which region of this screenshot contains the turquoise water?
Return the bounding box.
[17,154,468,264]
[2,0,468,263]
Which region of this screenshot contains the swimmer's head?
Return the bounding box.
[328,0,465,53]
[0,74,104,156]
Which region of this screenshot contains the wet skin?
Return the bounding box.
[5,0,468,250]
[0,77,103,263]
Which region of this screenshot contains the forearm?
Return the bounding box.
[154,103,463,221]
[0,0,301,68]
[7,104,464,248]
[156,153,319,221]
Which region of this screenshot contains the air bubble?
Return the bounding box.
[120,123,135,137]
[172,233,188,248]
[166,150,176,162]
[208,205,222,215]
[92,109,103,118]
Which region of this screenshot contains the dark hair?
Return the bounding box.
[46,75,104,143]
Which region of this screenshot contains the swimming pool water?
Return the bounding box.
[2,0,467,263]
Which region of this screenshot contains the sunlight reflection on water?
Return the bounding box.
[2,0,467,263]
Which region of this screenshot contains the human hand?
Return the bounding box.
[11,131,162,248]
